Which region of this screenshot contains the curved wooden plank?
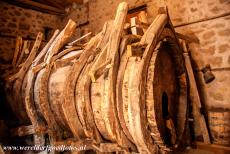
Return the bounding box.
[48,65,72,131]
[24,30,59,144]
[101,1,128,142]
[124,13,168,153]
[63,33,101,139]
[35,20,77,142]
[88,21,113,141]
[76,63,93,138]
[116,39,134,143]
[9,32,43,125]
[75,22,113,139]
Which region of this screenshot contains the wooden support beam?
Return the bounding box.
[182,41,211,144]
[12,36,23,68]
[51,46,83,62]
[176,32,200,43]
[16,40,30,67]
[2,0,65,15]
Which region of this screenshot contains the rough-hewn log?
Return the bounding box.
[16,40,29,67]
[11,125,36,137]
[24,30,59,144]
[101,2,128,143]
[6,32,43,125]
[182,41,211,144]
[12,36,23,68]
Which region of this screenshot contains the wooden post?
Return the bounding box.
[12,36,23,67]
[16,40,29,67]
[182,41,211,144]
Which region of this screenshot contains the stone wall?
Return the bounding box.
[176,15,230,145]
[62,3,89,38]
[66,0,230,145]
[0,1,61,64]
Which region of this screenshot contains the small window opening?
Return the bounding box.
[44,27,54,40]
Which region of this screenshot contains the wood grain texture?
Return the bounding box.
[102,1,128,143]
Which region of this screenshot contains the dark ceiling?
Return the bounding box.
[1,0,84,15]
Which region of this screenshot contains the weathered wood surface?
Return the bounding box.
[12,36,23,67]
[121,13,168,153]
[35,20,77,143]
[6,3,191,153]
[182,41,211,144]
[25,30,59,144]
[116,35,141,144]
[44,19,77,65]
[75,35,107,138]
[68,32,92,46]
[7,32,43,124]
[63,33,102,140]
[102,2,128,144]
[88,21,113,143]
[16,40,29,67]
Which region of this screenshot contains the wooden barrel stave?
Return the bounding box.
[48,65,72,130]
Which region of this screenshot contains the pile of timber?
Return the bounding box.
[5,2,191,153]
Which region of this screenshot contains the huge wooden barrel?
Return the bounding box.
[5,3,189,153]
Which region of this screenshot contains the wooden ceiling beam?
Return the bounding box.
[66,0,83,4]
[2,0,65,16]
[42,0,65,9]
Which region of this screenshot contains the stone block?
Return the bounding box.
[218,28,230,36]
[19,23,30,30]
[203,31,215,40]
[218,44,230,53]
